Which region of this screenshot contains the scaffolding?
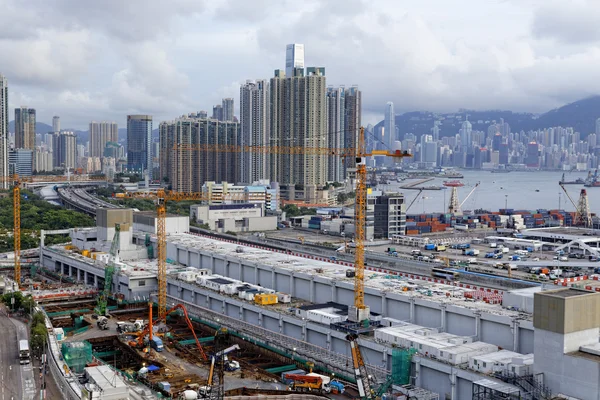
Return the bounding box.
[61,341,92,374]
[472,379,521,400]
[392,348,416,385]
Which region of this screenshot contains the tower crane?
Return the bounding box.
[174,127,410,325]
[116,189,246,318]
[6,173,102,285]
[559,183,592,227]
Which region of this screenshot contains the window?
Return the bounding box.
[482,362,487,368]
[138,280,146,287]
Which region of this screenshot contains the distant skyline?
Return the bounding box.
[3,0,600,129]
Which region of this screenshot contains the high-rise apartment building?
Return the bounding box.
[15,107,36,150]
[383,102,395,150]
[159,117,239,192]
[52,131,77,169]
[35,148,53,172]
[212,105,223,121]
[269,66,327,202]
[127,115,152,173]
[240,80,269,183]
[222,98,234,122]
[52,116,60,133]
[344,86,361,176]
[0,74,8,188]
[326,87,345,183]
[374,193,406,239]
[285,44,305,77]
[89,121,118,158]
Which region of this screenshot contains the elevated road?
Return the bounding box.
[57,187,120,216]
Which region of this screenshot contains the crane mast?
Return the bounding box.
[13,176,21,285]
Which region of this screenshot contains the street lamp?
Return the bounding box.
[504,194,508,211]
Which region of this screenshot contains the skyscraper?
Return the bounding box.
[52,116,60,133]
[52,131,77,169]
[222,98,234,122]
[127,115,152,173]
[383,102,395,150]
[212,105,223,121]
[15,107,36,150]
[240,80,269,183]
[285,44,305,77]
[343,86,361,177]
[0,74,8,188]
[89,121,118,158]
[460,118,472,151]
[326,87,345,183]
[270,66,327,202]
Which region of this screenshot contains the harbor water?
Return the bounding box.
[381,170,596,214]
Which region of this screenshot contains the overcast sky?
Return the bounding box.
[2,0,600,129]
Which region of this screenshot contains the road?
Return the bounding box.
[0,311,23,400]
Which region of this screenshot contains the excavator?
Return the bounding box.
[129,303,207,361]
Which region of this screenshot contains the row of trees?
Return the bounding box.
[0,190,95,252]
[0,292,46,357]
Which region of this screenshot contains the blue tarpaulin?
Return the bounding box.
[147,365,160,372]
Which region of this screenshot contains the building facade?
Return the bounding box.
[285,43,305,77]
[240,80,269,183]
[52,131,77,170]
[8,149,33,177]
[222,98,234,122]
[159,118,240,192]
[127,115,152,173]
[383,102,395,150]
[373,193,406,238]
[35,149,53,172]
[52,116,60,133]
[89,121,118,158]
[269,67,328,202]
[0,74,8,188]
[15,106,36,151]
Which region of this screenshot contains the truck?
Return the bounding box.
[97,316,109,330]
[19,339,30,365]
[424,244,436,251]
[287,373,331,393]
[462,249,480,256]
[150,337,164,352]
[435,244,447,252]
[485,252,496,258]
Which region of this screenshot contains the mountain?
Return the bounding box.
[373,95,600,138]
[8,121,53,134]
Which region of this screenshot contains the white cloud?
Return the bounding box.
[1,0,600,129]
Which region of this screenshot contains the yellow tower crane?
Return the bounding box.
[175,128,410,325]
[117,189,247,318]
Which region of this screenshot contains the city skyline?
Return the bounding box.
[4,0,600,129]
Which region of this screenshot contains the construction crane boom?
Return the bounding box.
[406,188,424,212]
[118,189,247,318]
[346,333,374,399]
[95,224,121,316]
[459,182,480,208]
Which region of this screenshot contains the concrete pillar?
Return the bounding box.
[84,271,88,285]
[449,369,457,400]
[205,294,210,307]
[239,306,243,320]
[187,249,191,266]
[440,304,447,332]
[68,266,73,277]
[381,293,387,316]
[310,277,315,302]
[326,331,332,351]
[279,316,284,334]
[382,350,388,369]
[414,357,422,386]
[512,319,520,352]
[211,256,215,272]
[331,281,337,302]
[225,260,230,277]
[258,311,263,327]
[93,274,98,287]
[254,264,259,285]
[239,262,244,282]
[474,311,481,341]
[222,300,226,314]
[271,269,275,289]
[409,298,416,323]
[301,323,307,341]
[175,245,179,264]
[290,273,295,297]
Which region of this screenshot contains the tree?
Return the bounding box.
[337,193,348,204]
[21,295,35,315]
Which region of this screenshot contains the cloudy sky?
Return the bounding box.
[2,0,600,129]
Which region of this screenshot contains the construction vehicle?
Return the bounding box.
[95,224,121,316]
[97,316,109,330]
[286,373,331,393]
[132,303,207,360]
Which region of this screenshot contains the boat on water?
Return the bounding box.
[491,170,511,173]
[443,180,465,187]
[584,170,600,187]
[559,172,585,185]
